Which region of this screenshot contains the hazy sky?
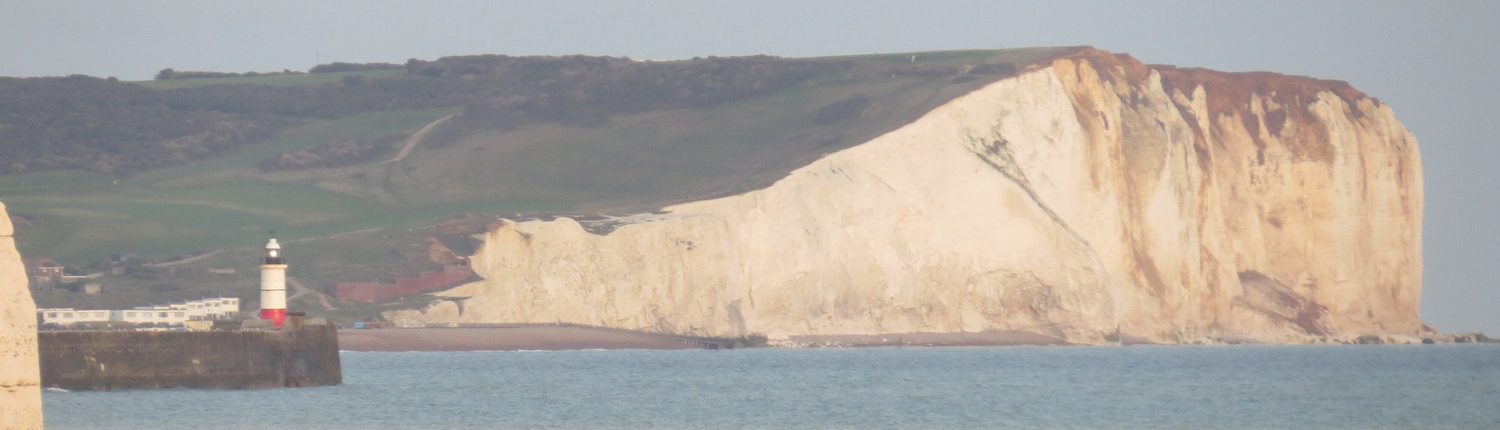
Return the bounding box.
[2,1,1497,334]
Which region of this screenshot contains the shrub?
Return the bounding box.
[811,94,871,126]
[259,133,407,171]
[969,63,1018,75]
[310,62,402,74]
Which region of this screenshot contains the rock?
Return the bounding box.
[1452,332,1492,344]
[389,49,1423,344]
[1,201,43,428]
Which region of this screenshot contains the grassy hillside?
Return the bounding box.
[335,48,1069,212]
[3,47,1075,318]
[1,108,470,262]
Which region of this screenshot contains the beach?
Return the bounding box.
[339,326,1073,351]
[338,326,711,351]
[785,330,1069,347]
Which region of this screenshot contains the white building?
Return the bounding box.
[37,297,241,327]
[35,308,112,326]
[163,297,240,320]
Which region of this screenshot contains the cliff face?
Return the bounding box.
[390,49,1423,344]
[1,201,43,428]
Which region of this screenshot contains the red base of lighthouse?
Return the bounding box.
[260,309,287,328]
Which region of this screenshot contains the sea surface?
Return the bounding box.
[43,345,1500,429]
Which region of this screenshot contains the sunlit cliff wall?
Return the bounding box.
[391,49,1423,344]
[1,201,43,428]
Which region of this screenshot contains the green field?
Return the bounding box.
[369,48,1068,211]
[0,107,475,263]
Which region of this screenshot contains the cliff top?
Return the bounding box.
[1063,47,1376,132]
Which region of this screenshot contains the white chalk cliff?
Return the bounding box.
[391,49,1423,344]
[1,201,43,428]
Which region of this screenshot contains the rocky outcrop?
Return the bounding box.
[1,201,43,428]
[390,48,1423,344]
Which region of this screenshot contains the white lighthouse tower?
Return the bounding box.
[259,238,288,327]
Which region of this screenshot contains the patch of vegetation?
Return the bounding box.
[259,132,407,171]
[811,94,871,126]
[136,69,405,89]
[969,63,1019,75]
[308,62,403,74]
[155,68,302,81]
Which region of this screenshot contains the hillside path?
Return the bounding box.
[288,276,336,311]
[142,249,225,268]
[327,113,456,178]
[387,113,456,164]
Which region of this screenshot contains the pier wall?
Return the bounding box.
[38,322,341,390]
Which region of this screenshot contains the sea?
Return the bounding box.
[42,345,1500,429]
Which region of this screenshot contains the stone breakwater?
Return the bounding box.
[390,48,1423,345]
[1,201,42,429]
[39,322,342,390]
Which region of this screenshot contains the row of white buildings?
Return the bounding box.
[37,297,241,328]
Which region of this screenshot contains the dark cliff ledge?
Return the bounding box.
[38,321,341,390]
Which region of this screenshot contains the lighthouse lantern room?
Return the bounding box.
[259,238,289,327]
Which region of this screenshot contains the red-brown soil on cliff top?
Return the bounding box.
[1055,47,1367,163]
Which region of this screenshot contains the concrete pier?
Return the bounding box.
[38,321,341,390]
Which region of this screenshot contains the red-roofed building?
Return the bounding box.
[331,262,474,304]
[24,259,64,286]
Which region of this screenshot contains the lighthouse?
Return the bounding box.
[259,238,288,327]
